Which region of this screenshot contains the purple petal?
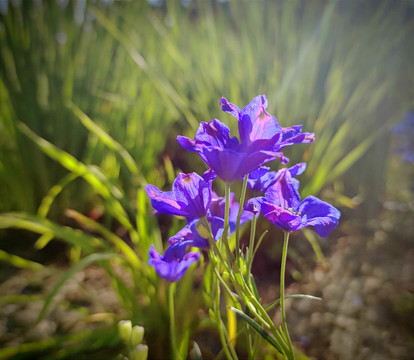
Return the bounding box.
[265,168,301,210]
[278,125,315,150]
[244,197,264,215]
[248,166,271,180]
[208,215,225,241]
[288,163,307,177]
[201,146,282,183]
[176,135,197,152]
[168,226,194,245]
[220,97,241,119]
[239,95,281,149]
[145,184,187,217]
[221,95,282,151]
[198,119,239,149]
[177,119,239,153]
[148,244,200,282]
[202,169,217,183]
[260,200,302,232]
[173,173,212,219]
[162,241,189,262]
[298,196,341,237]
[246,166,278,193]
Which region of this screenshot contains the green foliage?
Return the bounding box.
[1,0,412,215]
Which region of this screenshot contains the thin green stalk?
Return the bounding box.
[205,206,238,359]
[213,267,239,304]
[246,214,257,275]
[280,232,294,359]
[235,174,249,262]
[246,322,253,360]
[214,278,237,360]
[223,184,235,263]
[169,283,179,360]
[204,219,230,273]
[251,332,260,360]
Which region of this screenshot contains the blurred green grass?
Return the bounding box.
[1,0,413,216]
[1,0,412,218]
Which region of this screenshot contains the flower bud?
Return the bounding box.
[195,219,210,239]
[118,320,132,343]
[131,325,144,347]
[130,344,148,360]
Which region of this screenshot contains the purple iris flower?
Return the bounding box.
[145,171,214,220]
[220,95,315,157]
[244,167,340,237]
[177,118,284,183]
[393,110,414,162]
[247,163,307,193]
[168,192,253,249]
[148,243,200,282]
[220,95,283,151]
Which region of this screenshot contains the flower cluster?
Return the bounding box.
[146,95,340,281]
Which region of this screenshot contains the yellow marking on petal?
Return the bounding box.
[258,111,267,120]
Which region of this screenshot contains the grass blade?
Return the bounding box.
[264,294,322,313]
[0,212,102,252]
[0,249,44,270]
[67,101,143,181]
[37,253,120,322]
[230,307,283,354]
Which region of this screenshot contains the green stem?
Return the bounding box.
[222,184,235,263]
[215,278,237,360]
[204,218,230,273]
[280,232,293,358]
[246,214,257,275]
[169,283,178,360]
[235,174,248,262]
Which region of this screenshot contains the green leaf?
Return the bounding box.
[67,101,142,180]
[37,173,81,218]
[0,212,102,253]
[37,253,120,322]
[265,294,322,313]
[65,209,140,268]
[17,122,138,241]
[0,249,44,270]
[230,307,283,354]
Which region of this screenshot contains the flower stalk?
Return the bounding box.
[280,231,293,359]
[235,174,249,261]
[169,283,178,360]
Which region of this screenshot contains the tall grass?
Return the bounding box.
[1,1,412,215]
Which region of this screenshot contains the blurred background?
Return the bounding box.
[0,0,413,359]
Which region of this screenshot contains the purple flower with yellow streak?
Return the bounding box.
[145,171,214,221]
[220,95,283,152]
[177,118,284,183]
[245,167,340,237]
[220,95,315,158]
